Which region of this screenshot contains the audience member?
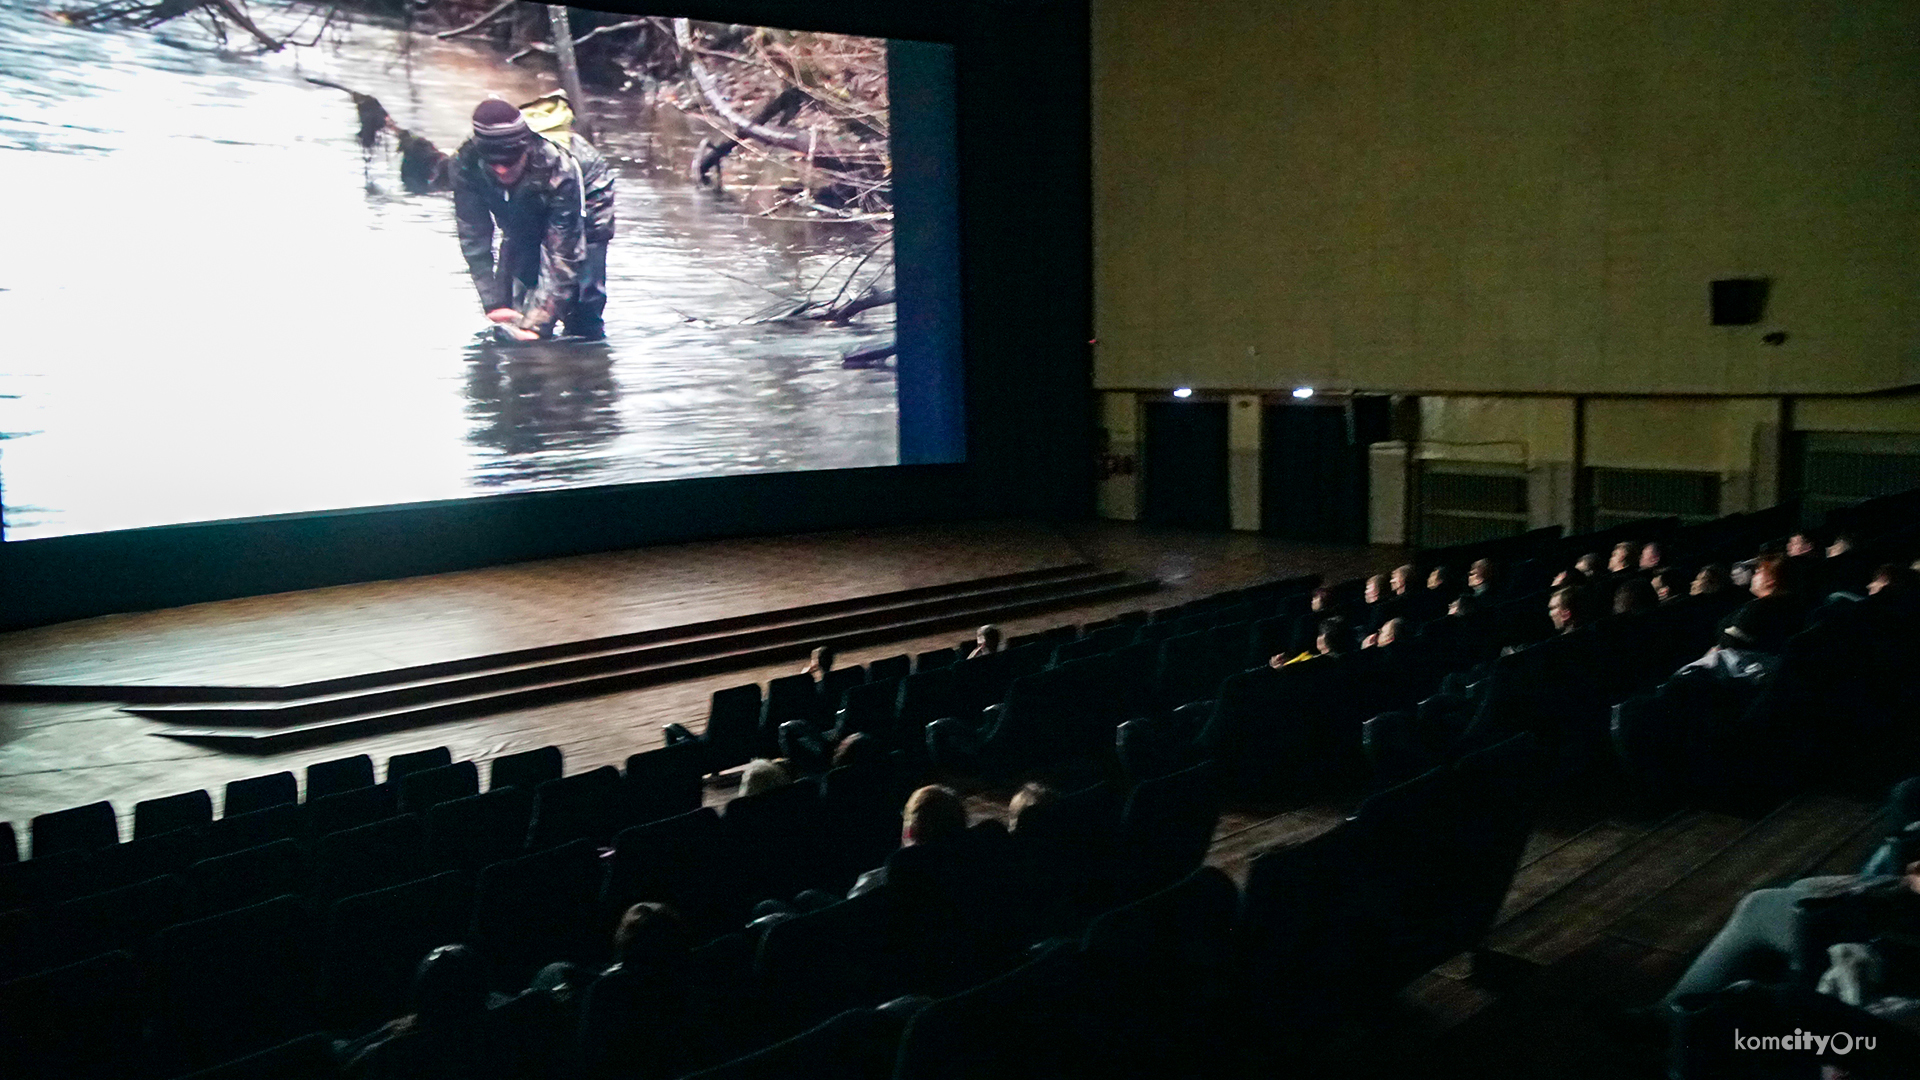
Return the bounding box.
[803,645,836,680]
[1365,616,1405,648]
[1638,541,1664,572]
[831,730,888,772]
[1468,557,1498,598]
[576,904,693,1080]
[738,758,792,797]
[967,624,1002,659]
[1870,563,1920,597]
[1288,586,1341,654]
[1609,541,1636,575]
[1613,577,1659,616]
[342,945,510,1079]
[1548,585,1591,635]
[1692,563,1735,597]
[1361,573,1400,632]
[1650,568,1685,604]
[1674,595,1799,684]
[1653,856,1920,1015]
[1821,531,1872,597]
[1272,615,1358,667]
[847,785,969,898]
[1007,782,1057,834]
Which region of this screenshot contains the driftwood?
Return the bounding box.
[810,288,894,324]
[306,78,451,192]
[842,342,896,368]
[433,0,516,40]
[56,0,281,49]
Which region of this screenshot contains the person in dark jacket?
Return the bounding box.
[342,944,511,1079]
[452,99,589,340]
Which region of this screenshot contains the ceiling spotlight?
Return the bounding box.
[1172,387,1193,399]
[1292,387,1315,399]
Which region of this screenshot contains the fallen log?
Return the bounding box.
[842,342,896,368]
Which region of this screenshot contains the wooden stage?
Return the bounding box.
[0,519,1396,830]
[0,518,1883,1076]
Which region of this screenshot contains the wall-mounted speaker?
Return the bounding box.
[1711,278,1770,325]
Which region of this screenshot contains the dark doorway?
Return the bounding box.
[1261,402,1370,542]
[1141,400,1231,530]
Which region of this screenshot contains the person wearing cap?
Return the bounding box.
[452,98,586,341]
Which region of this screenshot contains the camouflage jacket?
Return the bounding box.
[565,133,617,244]
[451,136,584,332]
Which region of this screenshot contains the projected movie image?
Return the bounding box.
[0,1,920,540]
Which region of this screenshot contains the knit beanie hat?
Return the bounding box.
[472,98,531,162]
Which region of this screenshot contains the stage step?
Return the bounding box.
[138,567,1158,748]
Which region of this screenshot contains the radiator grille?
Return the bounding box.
[1589,468,1720,530]
[1418,468,1528,547]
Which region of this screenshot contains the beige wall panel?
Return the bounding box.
[1795,397,1920,435]
[1417,397,1575,465]
[1584,399,1774,473]
[1092,0,1920,395]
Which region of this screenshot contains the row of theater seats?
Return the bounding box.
[0,747,1228,1079]
[146,729,1540,1080]
[677,578,1328,781]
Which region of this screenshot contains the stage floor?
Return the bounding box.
[0,520,1399,832]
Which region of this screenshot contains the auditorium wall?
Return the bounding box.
[1091,0,1920,538]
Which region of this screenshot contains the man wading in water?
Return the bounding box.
[452,96,614,341]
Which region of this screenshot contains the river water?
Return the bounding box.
[0,1,898,540]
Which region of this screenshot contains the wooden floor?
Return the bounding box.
[0,517,1885,1075]
[1202,780,1884,1078]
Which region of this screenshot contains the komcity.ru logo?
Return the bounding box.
[1733,1028,1876,1055]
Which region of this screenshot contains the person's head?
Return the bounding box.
[1375,617,1405,647]
[974,624,1002,653]
[1316,615,1358,656]
[1426,565,1450,592]
[806,645,836,676]
[1639,542,1663,571]
[410,945,490,1027]
[1828,532,1856,558]
[1574,552,1603,577]
[1750,554,1789,598]
[472,98,533,185]
[612,902,690,968]
[1869,563,1920,597]
[832,731,886,771]
[1007,782,1058,835]
[1613,578,1658,616]
[1548,586,1585,632]
[1693,563,1733,596]
[1310,586,1333,612]
[1609,541,1636,573]
[901,784,966,847]
[1448,593,1479,617]
[1390,565,1416,595]
[1468,558,1494,591]
[1786,532,1818,558]
[739,758,791,797]
[1365,574,1387,604]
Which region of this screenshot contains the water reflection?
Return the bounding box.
[0,1,897,540]
[464,341,620,484]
